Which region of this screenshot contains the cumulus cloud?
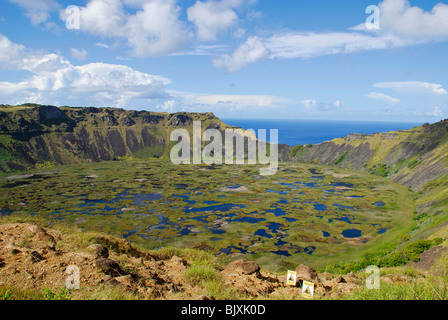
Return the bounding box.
[367,92,400,104]
[0,34,26,70]
[123,0,187,57]
[379,0,448,41]
[70,48,88,61]
[373,81,447,95]
[59,0,188,57]
[213,36,270,72]
[9,0,60,25]
[187,0,244,41]
[0,33,172,107]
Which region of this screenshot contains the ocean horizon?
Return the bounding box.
[222,118,424,146]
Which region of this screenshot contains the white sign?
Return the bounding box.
[302,280,314,298]
[286,270,297,286]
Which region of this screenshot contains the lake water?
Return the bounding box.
[222,118,423,146]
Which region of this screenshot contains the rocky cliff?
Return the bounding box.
[0,104,229,172]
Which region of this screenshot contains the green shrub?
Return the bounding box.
[183,264,221,286]
[335,151,349,165]
[369,163,390,177]
[326,238,444,274]
[379,238,443,268]
[289,145,304,157]
[407,159,421,170]
[413,213,428,221]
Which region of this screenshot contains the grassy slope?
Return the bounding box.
[284,119,448,244]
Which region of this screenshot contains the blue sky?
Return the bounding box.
[0,0,447,122]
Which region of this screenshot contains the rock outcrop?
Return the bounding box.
[0,105,229,172]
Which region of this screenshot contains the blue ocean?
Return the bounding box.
[222,119,423,146]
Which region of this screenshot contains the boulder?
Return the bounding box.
[295,264,318,282]
[324,275,346,288]
[94,258,123,276]
[115,275,135,288]
[87,244,109,259]
[101,275,129,290]
[223,259,260,275]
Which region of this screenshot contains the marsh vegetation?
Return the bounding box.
[0,158,414,272]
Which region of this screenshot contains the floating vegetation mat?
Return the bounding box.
[0,159,413,270]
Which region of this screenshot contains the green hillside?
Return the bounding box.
[0,104,230,172]
[280,119,448,245]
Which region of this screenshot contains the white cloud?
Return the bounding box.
[333,100,341,108]
[379,0,448,41]
[59,0,188,57]
[65,0,126,36]
[0,34,26,70]
[303,99,317,110]
[123,0,187,57]
[170,44,230,57]
[9,0,60,25]
[0,33,172,107]
[55,0,257,58]
[194,94,275,108]
[209,0,448,71]
[211,27,414,71]
[157,99,177,111]
[169,90,285,112]
[425,106,444,118]
[95,43,110,49]
[373,81,447,95]
[187,0,243,41]
[213,36,270,72]
[70,48,88,61]
[367,92,400,104]
[302,99,341,112]
[266,31,410,60]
